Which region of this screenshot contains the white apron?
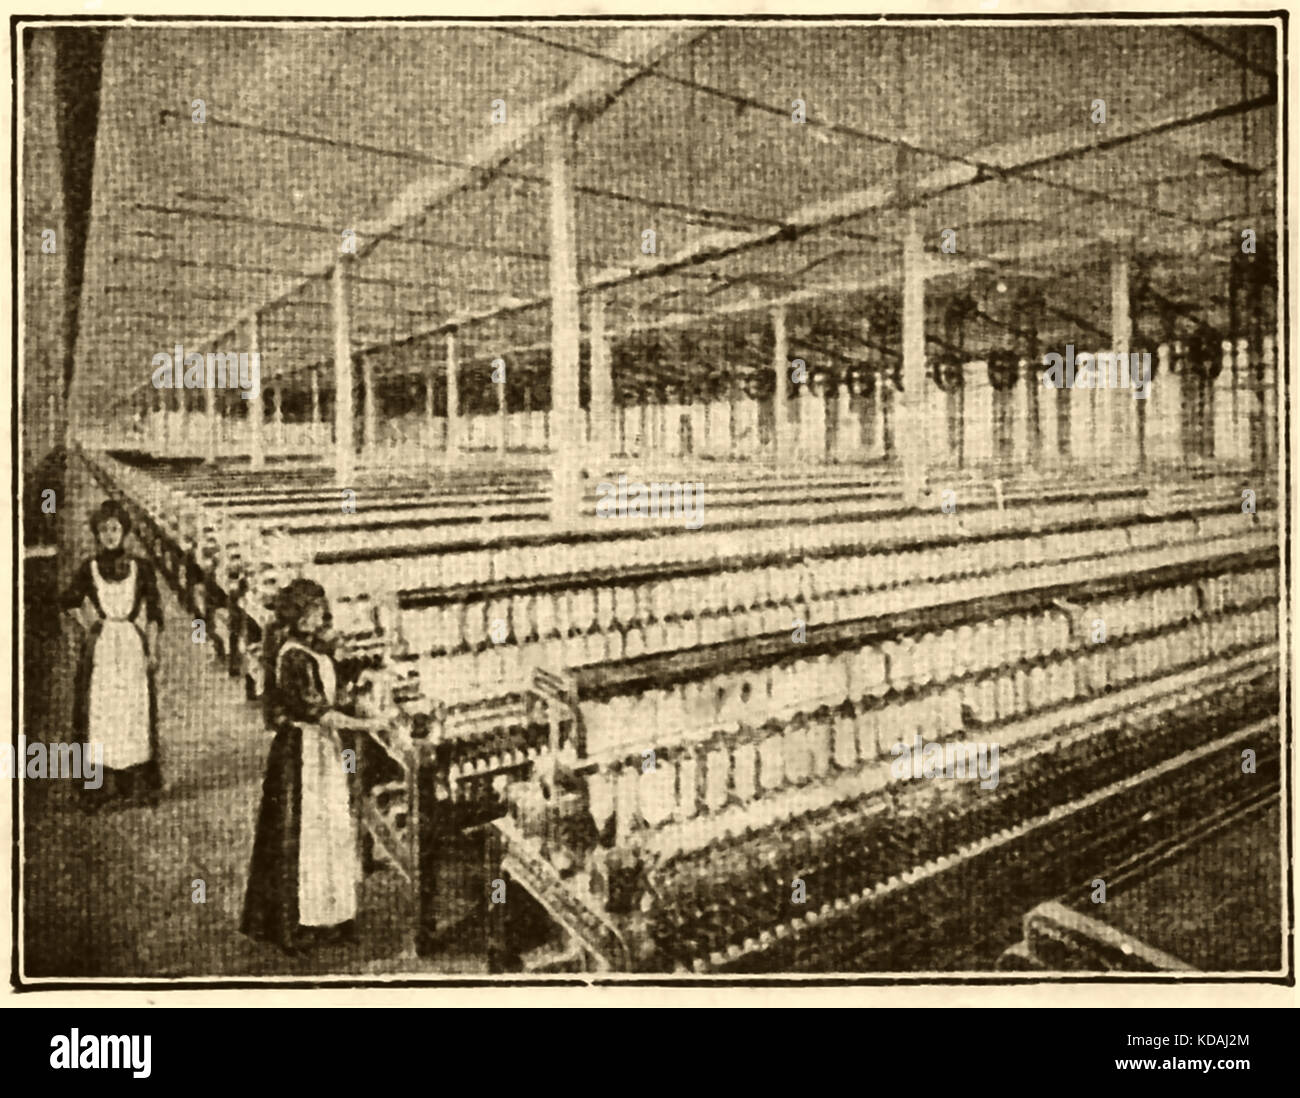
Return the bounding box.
[87,559,153,770]
[278,641,359,927]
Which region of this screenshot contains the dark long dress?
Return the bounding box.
[59,551,164,801]
[240,638,359,952]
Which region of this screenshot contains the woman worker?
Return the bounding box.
[241,577,378,954]
[59,499,164,805]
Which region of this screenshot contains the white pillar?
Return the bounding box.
[636,396,649,456]
[834,381,856,460]
[805,377,828,460]
[710,392,731,459]
[148,386,164,451]
[497,361,509,455]
[771,306,788,460]
[1037,367,1058,461]
[362,355,377,460]
[245,318,264,469]
[158,387,171,454]
[1110,255,1131,345]
[1261,334,1276,469]
[310,367,322,453]
[691,391,708,457]
[332,258,355,485]
[445,331,460,462]
[271,385,285,453]
[175,381,189,453]
[664,386,683,457]
[1233,338,1250,465]
[1068,357,1092,466]
[1010,364,1031,464]
[423,365,435,452]
[964,363,994,466]
[203,346,217,463]
[589,294,613,463]
[859,375,883,461]
[1109,252,1135,469]
[1212,341,1236,463]
[925,372,948,465]
[900,220,927,502]
[789,379,805,458]
[1151,342,1181,465]
[548,114,583,524]
[726,383,740,458]
[524,382,538,449]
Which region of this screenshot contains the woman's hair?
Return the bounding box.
[89,498,132,539]
[262,578,330,724]
[270,577,329,634]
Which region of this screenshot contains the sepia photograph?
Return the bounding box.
[10,8,1290,991]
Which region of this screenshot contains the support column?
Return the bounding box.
[835,379,855,461]
[788,377,804,459]
[1109,250,1136,470]
[424,365,435,452]
[589,293,613,463]
[1151,342,1181,465]
[925,365,948,465]
[1246,336,1265,471]
[203,349,217,464]
[1261,334,1276,471]
[244,321,264,468]
[963,362,994,467]
[497,360,509,455]
[771,306,788,461]
[1074,352,1096,466]
[1215,340,1240,464]
[1233,338,1250,465]
[880,370,895,459]
[332,258,355,485]
[309,366,322,453]
[175,378,188,453]
[899,219,928,503]
[1055,356,1071,463]
[361,355,377,461]
[547,113,583,524]
[159,385,171,454]
[445,331,460,463]
[804,375,827,460]
[857,375,879,460]
[1037,357,1058,462]
[149,385,164,451]
[691,384,708,457]
[1022,294,1042,467]
[664,385,682,457]
[271,386,284,453]
[947,368,965,468]
[710,381,730,459]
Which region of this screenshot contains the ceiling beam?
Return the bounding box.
[173,25,707,384]
[344,86,1275,356]
[108,73,1273,407]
